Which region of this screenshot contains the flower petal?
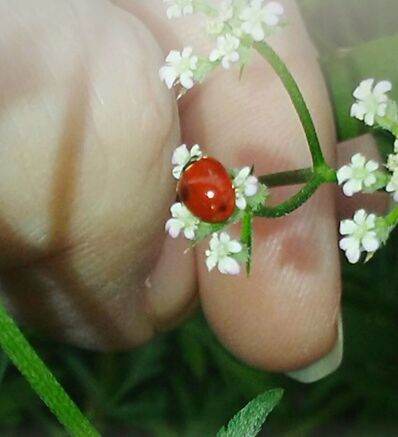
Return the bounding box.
[236,195,247,210]
[353,209,367,225]
[339,220,356,235]
[218,256,241,275]
[345,246,361,264]
[374,80,392,96]
[206,253,218,272]
[227,241,242,254]
[336,165,353,184]
[165,219,182,238]
[362,235,380,252]
[353,79,374,100]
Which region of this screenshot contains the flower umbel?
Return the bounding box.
[240,0,284,42]
[163,0,194,19]
[205,232,243,275]
[337,153,379,196]
[233,167,259,210]
[339,209,381,264]
[209,34,241,69]
[166,202,200,240]
[350,79,392,126]
[206,0,235,36]
[159,47,198,90]
[172,144,203,179]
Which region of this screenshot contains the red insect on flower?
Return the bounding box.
[177,156,236,223]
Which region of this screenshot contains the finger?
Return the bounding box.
[192,3,340,371]
[0,0,198,349]
[336,134,389,219]
[119,0,341,371]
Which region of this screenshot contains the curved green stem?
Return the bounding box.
[0,301,99,437]
[255,175,321,218]
[254,41,326,169]
[252,41,338,216]
[256,165,336,218]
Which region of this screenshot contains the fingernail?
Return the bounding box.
[286,312,343,383]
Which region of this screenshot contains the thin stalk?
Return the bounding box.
[255,175,322,218]
[0,301,100,437]
[259,168,313,187]
[254,41,326,168]
[256,166,336,218]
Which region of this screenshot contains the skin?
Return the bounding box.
[0,0,388,372]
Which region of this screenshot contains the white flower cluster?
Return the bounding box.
[350,79,392,126]
[160,0,284,90]
[337,79,398,263]
[339,210,381,264]
[337,153,379,197]
[165,144,265,275]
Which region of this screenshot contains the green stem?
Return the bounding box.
[252,41,339,216]
[256,175,322,218]
[256,165,336,218]
[254,41,326,168]
[0,301,100,437]
[259,167,313,187]
[241,211,253,274]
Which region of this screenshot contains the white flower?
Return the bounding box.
[165,202,200,240]
[339,209,381,264]
[207,0,235,36]
[163,0,194,19]
[233,167,259,210]
[240,0,284,42]
[386,170,398,202]
[209,34,240,69]
[159,47,198,90]
[205,232,243,275]
[350,79,392,126]
[337,153,379,197]
[172,144,203,179]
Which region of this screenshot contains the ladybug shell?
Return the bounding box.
[177,157,236,223]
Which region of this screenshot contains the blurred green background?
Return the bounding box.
[1,0,398,435]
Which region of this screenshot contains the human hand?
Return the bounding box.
[0,0,386,380]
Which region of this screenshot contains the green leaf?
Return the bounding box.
[216,389,284,437]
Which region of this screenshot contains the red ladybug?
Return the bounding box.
[177,157,236,223]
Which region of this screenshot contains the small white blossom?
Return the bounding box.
[240,0,284,42]
[386,170,398,202]
[209,34,241,69]
[172,144,203,179]
[159,47,198,90]
[233,167,259,210]
[337,153,379,197]
[205,232,243,275]
[339,209,381,264]
[163,0,194,19]
[166,202,200,240]
[350,79,392,126]
[207,0,235,36]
